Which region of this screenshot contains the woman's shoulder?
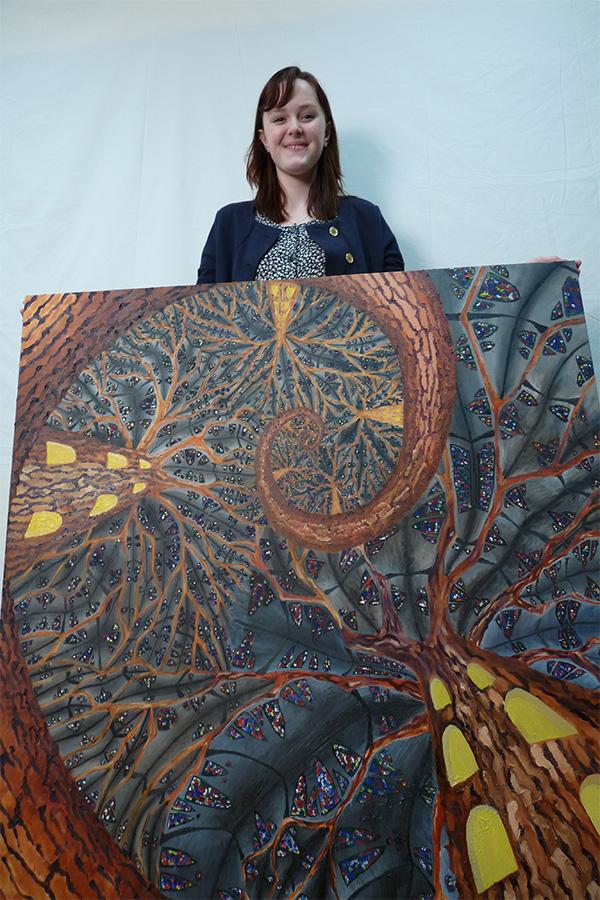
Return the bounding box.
[213,200,256,224]
[338,195,383,218]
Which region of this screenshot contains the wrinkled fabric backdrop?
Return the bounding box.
[0,0,598,576]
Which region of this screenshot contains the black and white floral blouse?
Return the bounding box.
[254,212,328,280]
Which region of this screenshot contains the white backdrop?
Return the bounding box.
[1,0,599,573]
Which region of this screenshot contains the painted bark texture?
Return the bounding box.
[255,274,456,551]
[1,285,179,899]
[346,616,600,899]
[5,427,161,578]
[0,613,160,899]
[412,630,600,899]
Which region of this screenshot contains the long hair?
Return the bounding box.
[246,66,344,222]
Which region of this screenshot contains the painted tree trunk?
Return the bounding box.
[412,628,600,898]
[1,287,177,896]
[0,610,160,898]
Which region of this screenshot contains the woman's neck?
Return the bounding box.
[277,171,314,224]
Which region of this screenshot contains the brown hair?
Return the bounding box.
[246,66,344,222]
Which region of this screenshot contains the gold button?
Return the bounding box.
[329,226,338,236]
[345,252,354,264]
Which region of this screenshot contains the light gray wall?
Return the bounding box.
[1,0,599,572]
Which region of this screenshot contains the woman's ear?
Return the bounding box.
[258,130,269,153]
[324,122,331,147]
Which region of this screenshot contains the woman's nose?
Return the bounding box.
[287,118,302,133]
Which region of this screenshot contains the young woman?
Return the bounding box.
[197,66,404,284]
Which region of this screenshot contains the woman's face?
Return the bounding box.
[259,79,330,184]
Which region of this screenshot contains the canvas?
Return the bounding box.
[1,264,598,899]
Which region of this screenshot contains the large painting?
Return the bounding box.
[1,265,598,899]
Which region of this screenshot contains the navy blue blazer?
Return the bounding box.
[196,196,404,284]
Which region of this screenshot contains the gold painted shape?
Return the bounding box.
[89,494,119,517]
[504,688,577,744]
[580,774,600,836]
[24,510,63,538]
[361,404,404,428]
[107,452,128,469]
[269,282,299,338]
[430,677,452,710]
[46,441,76,465]
[467,805,518,894]
[467,662,495,690]
[132,482,146,494]
[442,724,479,786]
[139,459,152,470]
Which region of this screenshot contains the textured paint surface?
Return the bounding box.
[467,662,495,690]
[430,677,452,710]
[442,724,479,786]
[89,493,118,516]
[106,451,128,469]
[23,509,62,538]
[1,266,598,899]
[504,688,578,744]
[361,403,405,427]
[466,805,518,893]
[580,775,600,836]
[46,440,76,465]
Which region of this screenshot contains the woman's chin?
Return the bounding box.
[277,163,318,183]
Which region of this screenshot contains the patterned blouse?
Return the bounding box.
[254,212,328,280]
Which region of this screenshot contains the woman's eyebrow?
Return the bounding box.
[267,103,318,115]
